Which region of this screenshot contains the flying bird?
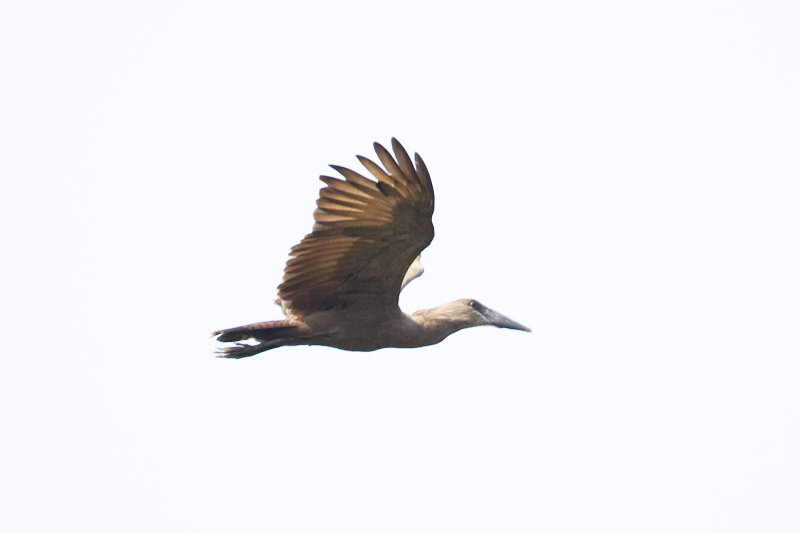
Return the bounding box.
[214,138,529,358]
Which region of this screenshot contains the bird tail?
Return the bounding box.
[212,320,302,359]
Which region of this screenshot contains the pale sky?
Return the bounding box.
[2,1,799,532]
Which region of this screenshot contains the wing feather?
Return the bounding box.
[391,138,419,187]
[374,143,406,185]
[356,155,394,185]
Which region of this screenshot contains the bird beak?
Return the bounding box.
[485,308,531,332]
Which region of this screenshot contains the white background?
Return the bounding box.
[2,1,799,531]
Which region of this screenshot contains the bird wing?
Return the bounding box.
[277,138,435,316]
[400,255,424,290]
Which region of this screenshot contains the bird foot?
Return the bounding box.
[216,342,265,359]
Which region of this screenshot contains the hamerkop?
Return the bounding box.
[214,138,530,358]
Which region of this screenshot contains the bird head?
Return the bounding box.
[435,299,531,332]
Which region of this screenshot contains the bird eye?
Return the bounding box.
[468,299,486,313]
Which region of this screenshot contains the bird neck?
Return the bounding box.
[409,307,472,345]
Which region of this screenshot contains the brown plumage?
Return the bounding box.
[213,138,529,358]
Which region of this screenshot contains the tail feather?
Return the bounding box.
[213,320,302,358]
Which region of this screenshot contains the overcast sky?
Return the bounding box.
[2,1,799,532]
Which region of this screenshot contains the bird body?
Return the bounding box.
[214,139,529,358]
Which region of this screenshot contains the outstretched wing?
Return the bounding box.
[277,138,435,316]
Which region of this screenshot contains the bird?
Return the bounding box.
[213,138,530,358]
